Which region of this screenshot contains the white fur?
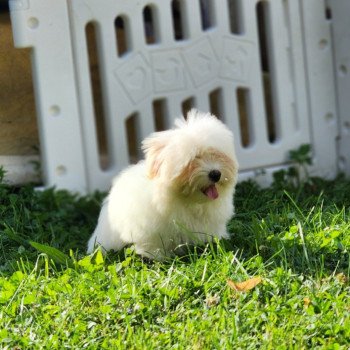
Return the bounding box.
[87,110,239,260]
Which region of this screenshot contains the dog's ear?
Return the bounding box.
[142,130,173,179]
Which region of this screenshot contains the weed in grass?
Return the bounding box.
[0,166,6,183]
[272,143,312,190]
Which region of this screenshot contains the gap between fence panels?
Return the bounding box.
[0,156,40,185]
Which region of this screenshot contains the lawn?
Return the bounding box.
[0,170,349,349]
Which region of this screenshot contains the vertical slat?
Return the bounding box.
[242,0,260,39]
[301,0,338,178]
[221,83,242,153]
[181,0,202,39]
[215,0,231,34]
[138,102,156,140]
[285,0,309,135]
[265,1,296,141]
[10,0,88,192]
[156,0,175,44]
[195,91,210,113]
[85,22,110,170]
[332,0,350,175]
[167,97,185,122]
[241,0,271,150]
[129,4,148,50]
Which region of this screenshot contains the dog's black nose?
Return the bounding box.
[208,169,221,183]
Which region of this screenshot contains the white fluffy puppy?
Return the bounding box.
[87,109,238,260]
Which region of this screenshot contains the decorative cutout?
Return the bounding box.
[182,97,196,118]
[172,0,187,40]
[237,87,253,148]
[125,113,141,163]
[220,37,254,83]
[151,50,186,92]
[209,88,223,120]
[227,0,244,34]
[143,5,159,44]
[114,53,152,103]
[86,22,110,170]
[153,99,168,131]
[200,0,215,31]
[182,38,219,87]
[257,1,278,143]
[115,15,130,57]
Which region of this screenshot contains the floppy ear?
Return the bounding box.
[141,130,173,179]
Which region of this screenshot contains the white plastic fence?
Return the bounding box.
[332,0,350,177]
[9,0,340,192]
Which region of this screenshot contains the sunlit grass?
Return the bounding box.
[0,176,349,348]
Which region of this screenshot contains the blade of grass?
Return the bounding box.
[284,190,306,220]
[29,241,73,267]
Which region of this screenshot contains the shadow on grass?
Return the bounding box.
[0,183,105,274]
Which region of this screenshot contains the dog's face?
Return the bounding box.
[173,146,237,202]
[142,111,238,203]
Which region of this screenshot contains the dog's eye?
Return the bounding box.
[195,155,202,160]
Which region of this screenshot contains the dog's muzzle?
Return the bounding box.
[201,169,221,200]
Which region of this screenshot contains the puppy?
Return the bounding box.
[87,109,238,260]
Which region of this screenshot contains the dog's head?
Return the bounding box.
[142,109,238,202]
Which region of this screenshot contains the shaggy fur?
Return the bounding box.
[87,109,239,260]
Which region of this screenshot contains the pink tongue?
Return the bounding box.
[204,185,219,200]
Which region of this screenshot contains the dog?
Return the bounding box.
[87,109,239,260]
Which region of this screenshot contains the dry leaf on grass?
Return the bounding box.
[227,276,262,292]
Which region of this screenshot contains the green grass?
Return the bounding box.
[0,176,349,349]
